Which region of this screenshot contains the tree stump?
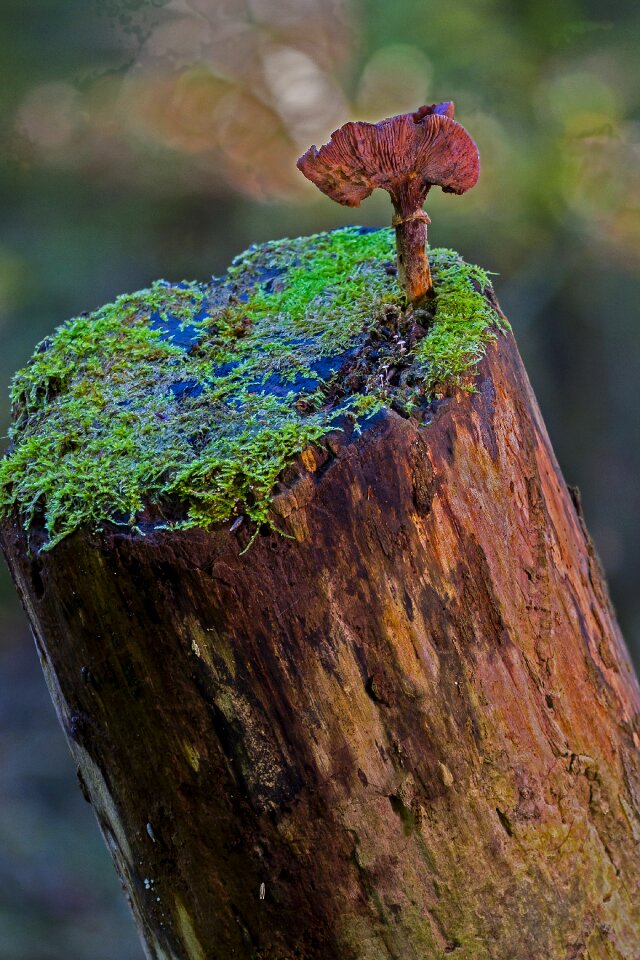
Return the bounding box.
[1,229,639,959]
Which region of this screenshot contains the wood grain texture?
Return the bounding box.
[2,330,640,959]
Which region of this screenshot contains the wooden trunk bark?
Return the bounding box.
[2,331,640,960]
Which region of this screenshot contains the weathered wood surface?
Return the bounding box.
[2,330,640,959]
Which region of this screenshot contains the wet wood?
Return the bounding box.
[2,330,640,959]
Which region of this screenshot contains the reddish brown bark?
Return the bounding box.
[2,331,640,959]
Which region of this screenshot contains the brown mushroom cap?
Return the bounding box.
[297,102,479,218]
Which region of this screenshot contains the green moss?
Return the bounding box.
[0,227,508,551]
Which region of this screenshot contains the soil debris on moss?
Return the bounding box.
[0,226,508,550]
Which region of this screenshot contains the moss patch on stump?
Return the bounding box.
[0,227,507,551]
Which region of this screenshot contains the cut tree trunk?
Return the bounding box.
[2,330,640,960]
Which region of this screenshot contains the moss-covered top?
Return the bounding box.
[0,227,507,551]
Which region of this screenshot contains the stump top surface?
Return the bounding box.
[0,226,505,551]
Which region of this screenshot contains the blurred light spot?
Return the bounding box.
[565,113,617,139]
[356,45,432,119]
[563,122,640,262]
[214,89,299,198]
[540,71,619,134]
[262,46,347,145]
[137,9,257,81]
[200,19,261,82]
[248,0,354,70]
[138,14,214,68]
[120,67,227,155]
[16,83,81,151]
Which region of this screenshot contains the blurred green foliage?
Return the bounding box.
[0,1,638,957]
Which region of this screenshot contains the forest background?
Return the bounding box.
[0,1,638,957]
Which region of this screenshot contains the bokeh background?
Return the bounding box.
[0,1,638,957]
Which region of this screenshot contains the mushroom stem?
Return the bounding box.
[392,210,433,304]
[296,103,479,307]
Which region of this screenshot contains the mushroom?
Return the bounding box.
[297,102,480,305]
